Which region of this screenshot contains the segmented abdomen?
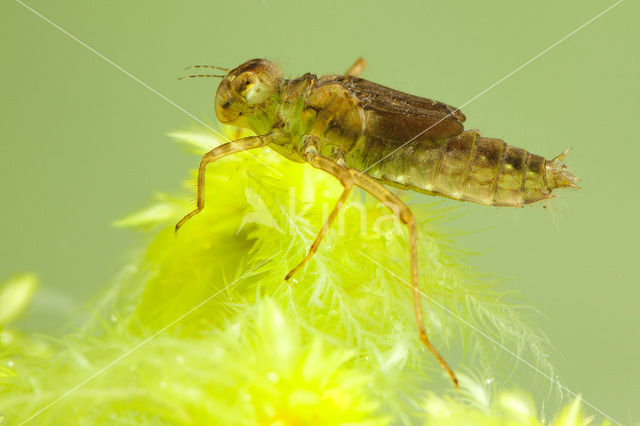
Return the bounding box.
[358,130,573,206]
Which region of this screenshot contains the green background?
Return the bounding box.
[1,0,637,422]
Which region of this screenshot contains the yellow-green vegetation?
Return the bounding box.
[0,128,601,424]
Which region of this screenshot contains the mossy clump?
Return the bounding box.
[0,128,601,425]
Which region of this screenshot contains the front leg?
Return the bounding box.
[175,135,270,232]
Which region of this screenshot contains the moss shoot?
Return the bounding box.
[0,128,601,425]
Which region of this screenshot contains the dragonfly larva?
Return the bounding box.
[175,58,579,389]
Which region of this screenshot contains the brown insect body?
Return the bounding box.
[215,60,578,206]
[287,74,578,206]
[177,58,580,389]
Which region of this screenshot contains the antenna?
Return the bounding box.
[178,74,226,80]
[184,65,230,72]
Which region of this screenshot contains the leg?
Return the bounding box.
[175,135,268,232]
[286,142,354,280]
[345,57,367,76]
[285,136,458,388]
[349,171,459,389]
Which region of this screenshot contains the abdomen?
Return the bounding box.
[355,130,575,206]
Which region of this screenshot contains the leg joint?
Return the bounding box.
[339,174,354,189]
[401,210,415,225]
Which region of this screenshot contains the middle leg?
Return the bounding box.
[285,143,354,281]
[345,57,367,76]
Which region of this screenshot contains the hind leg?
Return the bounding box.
[349,170,459,389]
[286,136,458,388]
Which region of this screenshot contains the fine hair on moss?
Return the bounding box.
[0,127,603,425]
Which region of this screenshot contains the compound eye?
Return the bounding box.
[236,73,257,97]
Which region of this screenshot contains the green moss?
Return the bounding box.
[0,127,603,424]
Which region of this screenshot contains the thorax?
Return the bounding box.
[271,74,366,163]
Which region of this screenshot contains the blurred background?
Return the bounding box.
[1,0,637,422]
